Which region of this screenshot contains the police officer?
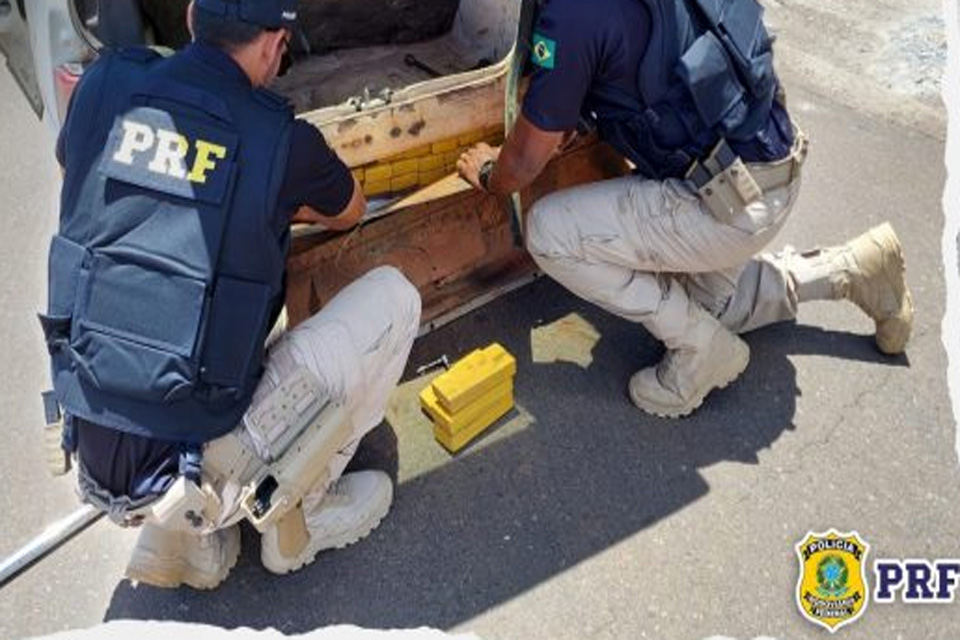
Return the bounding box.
[458,0,913,418]
[42,0,421,588]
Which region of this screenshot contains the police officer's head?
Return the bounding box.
[188,0,298,86]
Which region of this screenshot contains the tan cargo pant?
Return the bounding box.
[525,157,806,335]
[204,265,421,530]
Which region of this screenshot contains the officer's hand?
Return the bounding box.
[457,143,500,191]
[291,207,330,226]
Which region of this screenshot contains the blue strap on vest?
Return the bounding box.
[584,0,779,179]
[179,443,204,483]
[41,48,292,444]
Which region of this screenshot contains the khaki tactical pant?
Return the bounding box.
[525,141,808,335]
[201,265,421,531]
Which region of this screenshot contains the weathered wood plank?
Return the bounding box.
[301,70,508,168]
[286,138,627,328]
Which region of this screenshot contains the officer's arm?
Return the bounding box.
[458,114,566,195]
[291,176,366,230]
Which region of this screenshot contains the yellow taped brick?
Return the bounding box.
[364,164,393,183]
[431,343,516,413]
[389,144,431,161]
[457,129,486,146]
[391,158,420,177]
[363,179,391,197]
[420,378,513,434]
[431,138,459,154]
[390,173,419,192]
[432,391,514,453]
[418,154,445,172]
[351,167,365,181]
[419,168,447,187]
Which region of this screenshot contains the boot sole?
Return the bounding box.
[262,481,393,575]
[630,340,750,419]
[125,526,241,590]
[867,223,914,355]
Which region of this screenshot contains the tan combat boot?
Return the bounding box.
[261,470,393,575]
[125,522,240,590]
[629,280,750,418]
[792,222,914,354]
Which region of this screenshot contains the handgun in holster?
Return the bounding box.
[145,369,352,557]
[686,139,763,224]
[234,368,353,561]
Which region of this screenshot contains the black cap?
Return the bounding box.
[194,0,298,29]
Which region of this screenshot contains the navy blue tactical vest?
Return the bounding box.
[40,47,292,444]
[583,0,779,179]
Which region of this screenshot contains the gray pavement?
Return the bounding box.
[1,15,958,640]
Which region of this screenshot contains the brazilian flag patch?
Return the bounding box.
[531,33,556,69]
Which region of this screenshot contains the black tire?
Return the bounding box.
[140,0,191,49]
[299,0,459,52]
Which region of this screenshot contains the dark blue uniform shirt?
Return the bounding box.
[522,0,794,163]
[56,43,355,501]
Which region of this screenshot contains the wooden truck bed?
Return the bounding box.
[286,138,627,330]
[267,0,627,329]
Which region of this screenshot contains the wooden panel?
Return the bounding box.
[286,138,628,328]
[302,72,508,168]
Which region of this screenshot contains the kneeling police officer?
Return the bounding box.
[40,0,421,588]
[459,0,913,418]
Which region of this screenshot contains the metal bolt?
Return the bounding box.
[416,355,450,376]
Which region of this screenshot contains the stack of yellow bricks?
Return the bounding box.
[419,343,516,453]
[354,125,504,198]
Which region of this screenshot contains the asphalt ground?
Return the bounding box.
[1,20,958,640]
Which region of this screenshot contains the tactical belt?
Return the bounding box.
[746,129,809,193]
[686,129,808,224]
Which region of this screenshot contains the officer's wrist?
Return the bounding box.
[477,159,496,192]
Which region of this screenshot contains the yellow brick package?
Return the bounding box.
[418,343,516,453]
[431,343,516,413]
[431,392,514,453]
[421,379,513,434]
[355,127,505,198]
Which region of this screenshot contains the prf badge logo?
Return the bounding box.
[795,530,870,632]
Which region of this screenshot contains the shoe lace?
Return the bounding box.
[319,477,351,506]
[657,350,680,386]
[656,347,698,397]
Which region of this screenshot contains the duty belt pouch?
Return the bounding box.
[689,142,762,224]
[698,158,762,224]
